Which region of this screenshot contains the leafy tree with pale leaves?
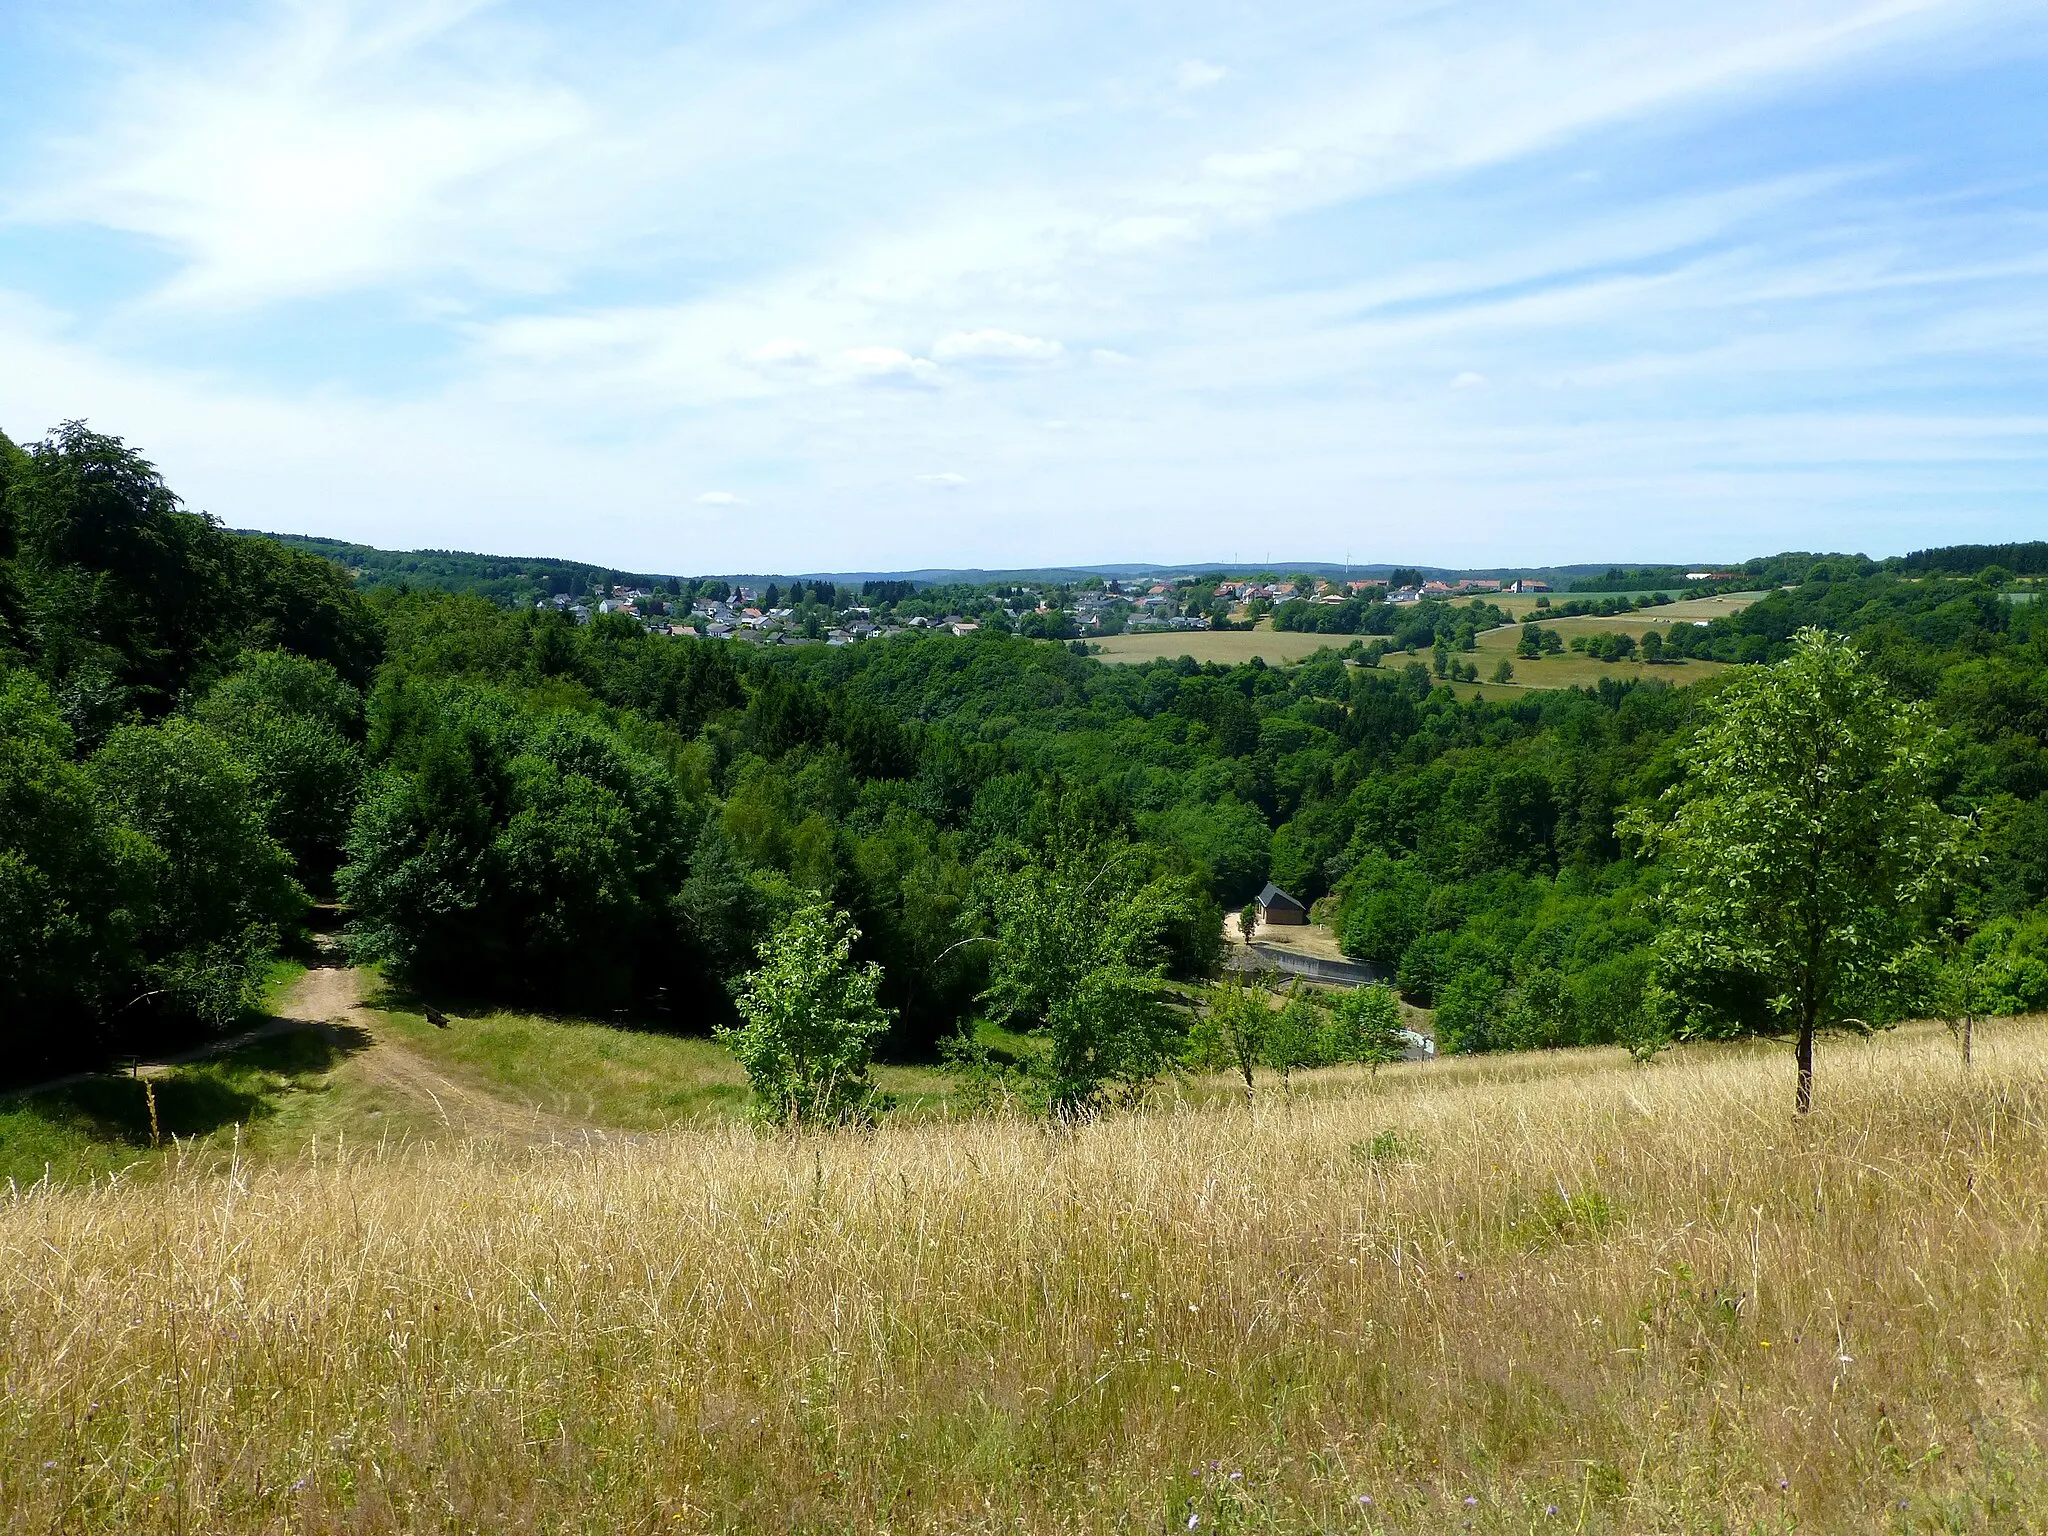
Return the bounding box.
[1198,969,1273,1105]
[976,836,1192,1116]
[1323,981,1408,1072]
[720,900,892,1127]
[1626,628,1964,1113]
[1265,982,1323,1086]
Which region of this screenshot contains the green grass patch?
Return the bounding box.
[0,1027,355,1188]
[1509,1186,1616,1249]
[366,993,969,1129]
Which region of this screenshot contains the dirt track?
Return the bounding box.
[274,959,594,1144]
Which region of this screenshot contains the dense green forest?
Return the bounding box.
[258,534,655,609]
[5,423,2045,1089]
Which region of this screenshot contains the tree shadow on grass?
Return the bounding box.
[362,976,725,1042]
[19,1024,373,1148]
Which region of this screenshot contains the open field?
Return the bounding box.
[1490,591,1767,621]
[1094,625,1345,666]
[5,1011,2047,1532]
[1373,592,1770,695]
[1096,594,1765,687]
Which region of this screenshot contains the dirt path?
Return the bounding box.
[2,952,599,1146]
[274,960,594,1144]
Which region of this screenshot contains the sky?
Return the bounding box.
[1,1,2045,573]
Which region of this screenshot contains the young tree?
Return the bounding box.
[1238,899,1260,944]
[1323,982,1407,1072]
[1265,983,1323,1086]
[1627,628,1964,1113]
[976,836,1193,1115]
[719,900,892,1126]
[1202,970,1273,1105]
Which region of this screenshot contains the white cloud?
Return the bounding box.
[839,346,941,383]
[748,339,816,366]
[1176,60,1227,91]
[1099,215,1198,251]
[17,2,589,308]
[1452,372,1488,389]
[695,490,746,505]
[933,329,1062,362]
[915,472,968,487]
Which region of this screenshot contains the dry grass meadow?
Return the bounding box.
[6,1016,2047,1533]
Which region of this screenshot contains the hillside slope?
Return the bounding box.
[4,1018,2044,1532]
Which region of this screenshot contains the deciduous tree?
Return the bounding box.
[976,837,1192,1115]
[1627,628,1964,1113]
[720,900,891,1126]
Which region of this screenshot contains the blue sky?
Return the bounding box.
[1,1,2044,572]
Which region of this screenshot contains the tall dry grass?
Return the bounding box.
[5,1022,2047,1533]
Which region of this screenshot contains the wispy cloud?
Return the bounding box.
[933,329,1062,362]
[0,0,2040,570]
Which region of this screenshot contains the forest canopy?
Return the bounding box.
[6,421,2046,1092]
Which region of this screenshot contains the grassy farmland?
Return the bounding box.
[1422,592,1767,696]
[1094,625,1346,667]
[1488,591,1766,622]
[1095,594,1765,688]
[5,1006,2047,1532]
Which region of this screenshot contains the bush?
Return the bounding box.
[1948,914,2048,1015]
[1265,984,1322,1082]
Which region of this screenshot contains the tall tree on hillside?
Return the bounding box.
[1627,628,1963,1113]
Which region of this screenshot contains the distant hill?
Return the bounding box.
[239,533,1718,603]
[252,534,663,607]
[245,529,2043,604]
[1899,541,2048,576]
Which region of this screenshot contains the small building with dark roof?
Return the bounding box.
[1256,882,1309,926]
